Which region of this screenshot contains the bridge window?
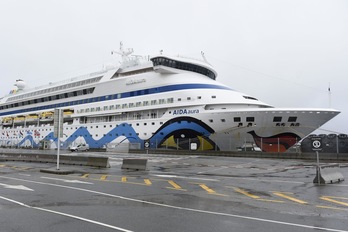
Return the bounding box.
[151,57,216,80]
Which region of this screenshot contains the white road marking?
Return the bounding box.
[0,183,34,191]
[0,195,133,232]
[0,175,346,232]
[41,176,93,184]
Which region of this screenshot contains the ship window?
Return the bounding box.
[234,117,241,122]
[167,98,174,103]
[288,116,297,122]
[151,100,157,105]
[198,96,202,99]
[212,95,216,98]
[143,101,149,106]
[178,98,181,101]
[209,119,213,123]
[273,117,282,122]
[151,57,216,80]
[221,119,226,122]
[243,96,258,101]
[246,117,254,122]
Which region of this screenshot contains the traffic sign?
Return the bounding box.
[311,137,323,151]
[144,140,150,149]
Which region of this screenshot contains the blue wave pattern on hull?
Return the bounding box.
[13,119,213,149]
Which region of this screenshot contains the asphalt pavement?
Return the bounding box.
[0,151,347,232]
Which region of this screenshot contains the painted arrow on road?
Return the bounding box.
[41,177,93,184]
[0,183,34,191]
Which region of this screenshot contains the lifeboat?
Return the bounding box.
[63,109,74,118]
[26,113,39,122]
[39,111,54,122]
[2,117,13,126]
[13,115,25,124]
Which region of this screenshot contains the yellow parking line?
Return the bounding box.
[322,196,348,201]
[81,174,89,178]
[272,192,307,204]
[320,196,348,207]
[199,184,228,197]
[100,175,108,181]
[233,187,260,199]
[121,176,127,182]
[258,199,285,203]
[167,180,186,191]
[144,179,152,185]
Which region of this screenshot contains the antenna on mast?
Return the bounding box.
[111,42,134,62]
[201,51,208,63]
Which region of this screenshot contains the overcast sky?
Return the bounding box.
[0,0,347,134]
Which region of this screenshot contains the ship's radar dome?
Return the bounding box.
[14,79,26,90]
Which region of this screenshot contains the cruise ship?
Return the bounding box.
[0,44,340,152]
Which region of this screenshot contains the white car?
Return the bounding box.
[69,144,89,152]
[237,143,262,152]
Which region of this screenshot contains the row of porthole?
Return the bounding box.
[78,94,219,115]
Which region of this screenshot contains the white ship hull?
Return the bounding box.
[0,45,339,152]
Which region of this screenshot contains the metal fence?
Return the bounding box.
[127,134,348,155]
[1,134,347,155]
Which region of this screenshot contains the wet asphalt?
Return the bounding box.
[0,151,347,232]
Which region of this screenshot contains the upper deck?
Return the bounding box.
[0,45,220,116]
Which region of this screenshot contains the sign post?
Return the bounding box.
[144,139,150,155]
[311,137,323,185]
[54,109,63,170]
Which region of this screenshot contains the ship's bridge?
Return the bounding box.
[151,55,217,80]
